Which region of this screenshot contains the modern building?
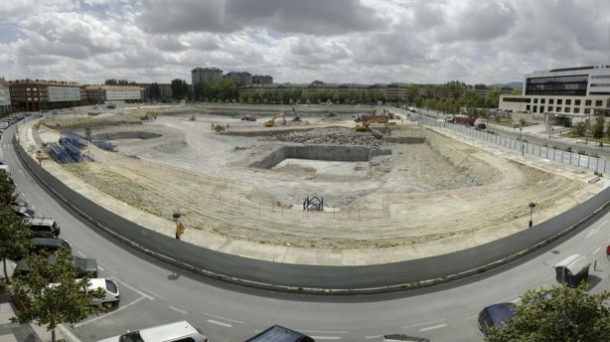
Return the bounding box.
[0,77,11,114]
[225,72,252,86]
[191,67,223,86]
[136,83,173,102]
[499,65,610,125]
[82,85,143,105]
[252,75,273,85]
[9,79,81,111]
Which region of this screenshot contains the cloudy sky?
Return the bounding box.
[0,0,608,86]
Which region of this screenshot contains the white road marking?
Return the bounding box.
[205,313,245,324]
[96,262,115,274]
[139,286,168,300]
[586,226,601,238]
[75,250,86,257]
[592,247,601,255]
[310,337,340,340]
[419,324,448,331]
[74,296,146,327]
[207,319,232,328]
[169,306,188,314]
[109,277,154,300]
[365,336,382,340]
[300,330,347,334]
[97,265,105,272]
[401,318,446,329]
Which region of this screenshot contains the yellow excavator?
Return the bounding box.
[211,123,229,132]
[354,114,390,132]
[263,113,286,127]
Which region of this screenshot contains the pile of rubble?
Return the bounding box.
[267,127,386,146]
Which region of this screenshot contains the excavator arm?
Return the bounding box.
[263,113,286,127]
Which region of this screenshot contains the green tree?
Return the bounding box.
[0,170,14,205]
[572,121,586,137]
[11,249,105,342]
[0,204,32,284]
[591,115,605,139]
[605,118,610,138]
[218,78,237,101]
[486,89,502,108]
[148,83,161,101]
[512,88,522,95]
[486,284,610,342]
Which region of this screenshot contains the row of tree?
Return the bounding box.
[571,115,610,140]
[0,170,105,342]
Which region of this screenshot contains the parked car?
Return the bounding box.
[13,205,36,218]
[13,255,98,279]
[377,334,430,342]
[49,278,120,308]
[30,237,72,255]
[23,217,61,238]
[97,321,207,342]
[478,302,517,336]
[245,325,314,342]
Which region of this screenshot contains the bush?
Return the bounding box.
[566,147,572,152]
[577,150,586,155]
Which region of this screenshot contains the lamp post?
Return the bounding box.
[528,202,536,228]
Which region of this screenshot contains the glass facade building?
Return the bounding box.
[525,75,588,96]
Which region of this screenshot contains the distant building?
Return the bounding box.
[252,75,273,85]
[191,67,223,86]
[225,72,252,86]
[499,65,610,125]
[136,83,173,101]
[82,85,143,105]
[9,79,81,111]
[0,77,11,114]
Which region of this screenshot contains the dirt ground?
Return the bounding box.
[30,106,602,254]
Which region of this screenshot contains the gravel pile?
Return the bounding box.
[268,127,386,146]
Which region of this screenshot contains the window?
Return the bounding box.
[549,99,554,104]
[574,108,580,113]
[541,99,546,104]
[557,99,563,105]
[575,99,581,106]
[596,100,603,106]
[534,98,538,104]
[526,105,531,111]
[564,107,571,113]
[548,106,553,111]
[556,107,561,112]
[585,100,592,106]
[533,105,538,112]
[585,108,591,114]
[566,99,571,105]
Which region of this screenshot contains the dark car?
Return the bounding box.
[31,237,72,255]
[245,325,314,342]
[478,302,517,336]
[13,205,36,218]
[14,255,98,279]
[377,334,430,342]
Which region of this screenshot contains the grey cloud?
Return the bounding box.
[412,3,445,29]
[150,35,189,52]
[436,1,516,43]
[137,0,386,35]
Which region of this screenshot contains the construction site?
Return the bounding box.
[21,104,605,265]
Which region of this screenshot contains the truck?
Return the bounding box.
[447,114,476,126]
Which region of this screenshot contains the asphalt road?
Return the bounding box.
[4,112,610,342]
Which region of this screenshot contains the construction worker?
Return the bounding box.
[175,221,185,240]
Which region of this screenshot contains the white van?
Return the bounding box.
[554,254,590,287]
[86,278,120,308]
[97,321,208,342]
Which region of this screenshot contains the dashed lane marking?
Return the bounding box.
[420,324,448,331]
[169,306,188,315]
[207,319,232,328]
[310,337,340,340]
[401,318,446,329]
[204,313,245,324]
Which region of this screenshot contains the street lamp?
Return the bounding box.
[528,202,536,228]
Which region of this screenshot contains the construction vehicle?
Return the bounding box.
[106,103,117,109]
[446,114,476,126]
[241,115,256,121]
[355,114,391,132]
[211,123,229,132]
[291,106,301,123]
[263,113,286,127]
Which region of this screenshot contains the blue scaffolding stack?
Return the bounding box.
[92,140,118,152]
[62,141,82,162]
[48,143,73,163]
[61,130,88,148]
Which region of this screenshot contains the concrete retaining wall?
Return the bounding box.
[250,145,392,169]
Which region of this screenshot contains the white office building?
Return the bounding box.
[499,65,610,125]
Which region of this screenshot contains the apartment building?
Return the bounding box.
[252,75,273,85]
[225,72,253,86]
[82,85,143,104]
[9,79,81,111]
[191,67,223,86]
[0,77,11,114]
[136,83,173,101]
[499,65,610,124]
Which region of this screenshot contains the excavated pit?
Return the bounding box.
[92,131,162,140]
